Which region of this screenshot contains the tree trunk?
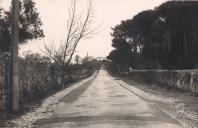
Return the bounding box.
[183,29,188,57]
[166,29,171,53]
[162,33,166,53]
[10,0,20,112]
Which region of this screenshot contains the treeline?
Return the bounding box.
[0,52,99,106]
[19,53,98,103]
[107,1,198,70]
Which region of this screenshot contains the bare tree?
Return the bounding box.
[42,0,99,87]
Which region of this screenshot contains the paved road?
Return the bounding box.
[35,70,182,128]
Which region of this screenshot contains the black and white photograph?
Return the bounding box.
[0,0,198,128]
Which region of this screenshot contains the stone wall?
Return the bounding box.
[127,70,198,94]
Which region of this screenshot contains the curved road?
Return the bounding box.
[35,70,182,128]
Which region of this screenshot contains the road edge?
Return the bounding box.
[6,72,98,128]
[116,79,193,128]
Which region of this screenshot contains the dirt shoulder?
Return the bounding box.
[117,77,198,128]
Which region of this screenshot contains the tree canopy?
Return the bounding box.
[107,1,198,70]
[0,0,44,52]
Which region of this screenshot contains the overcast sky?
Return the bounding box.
[1,0,167,58]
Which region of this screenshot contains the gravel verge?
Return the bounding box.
[117,78,198,128]
[3,72,97,128]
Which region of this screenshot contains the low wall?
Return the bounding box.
[127,70,198,94]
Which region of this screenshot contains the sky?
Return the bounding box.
[1,0,167,58]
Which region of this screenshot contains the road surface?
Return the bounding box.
[35,70,182,128]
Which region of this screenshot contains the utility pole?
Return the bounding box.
[10,0,20,111]
[86,52,89,62]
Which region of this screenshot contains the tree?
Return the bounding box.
[0,0,44,52]
[75,55,80,64]
[156,1,198,68]
[82,56,93,65]
[1,0,44,111]
[108,1,198,70]
[42,0,99,87]
[109,10,159,69]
